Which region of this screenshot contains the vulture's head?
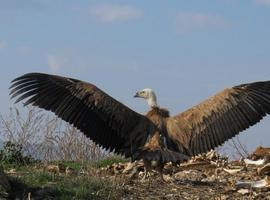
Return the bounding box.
[134,88,158,108]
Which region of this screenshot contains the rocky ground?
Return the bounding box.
[98,150,270,199]
[1,148,270,199]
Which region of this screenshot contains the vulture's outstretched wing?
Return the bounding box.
[166,81,270,156]
[10,73,155,157]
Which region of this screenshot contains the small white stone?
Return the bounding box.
[237,189,250,195]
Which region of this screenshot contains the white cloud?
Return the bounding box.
[0,40,7,49]
[89,4,143,24]
[48,54,68,73]
[255,0,270,5]
[175,12,228,33]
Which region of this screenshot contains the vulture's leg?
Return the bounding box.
[157,163,165,181]
[142,168,149,180]
[142,159,151,180]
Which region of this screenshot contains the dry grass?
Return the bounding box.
[0,106,108,162]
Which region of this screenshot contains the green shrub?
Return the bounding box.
[7,169,123,200]
[0,141,35,167]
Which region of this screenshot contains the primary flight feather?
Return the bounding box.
[10,73,270,180]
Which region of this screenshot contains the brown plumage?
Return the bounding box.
[9,73,270,180]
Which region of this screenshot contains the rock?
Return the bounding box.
[6,168,16,174]
[244,158,266,166]
[128,167,139,178]
[237,189,250,195]
[46,164,60,174]
[258,163,270,176]
[235,176,270,189]
[165,193,174,198]
[112,163,125,174]
[174,170,203,181]
[138,171,144,178]
[223,167,244,175]
[163,174,173,182]
[218,195,229,200]
[58,163,66,173]
[229,159,244,166]
[201,174,219,183]
[182,150,228,170]
[249,146,270,160]
[123,162,135,174]
[65,166,76,175]
[206,150,217,160]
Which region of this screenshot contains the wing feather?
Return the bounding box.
[10,73,154,157]
[166,81,270,156]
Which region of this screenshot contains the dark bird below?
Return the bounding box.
[9,73,270,180]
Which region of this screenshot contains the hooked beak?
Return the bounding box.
[134,92,139,98]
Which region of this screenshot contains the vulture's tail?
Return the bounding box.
[133,148,189,164]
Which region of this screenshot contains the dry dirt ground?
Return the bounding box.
[96,150,270,199]
[2,150,270,199]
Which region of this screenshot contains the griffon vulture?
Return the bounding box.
[10,73,270,180]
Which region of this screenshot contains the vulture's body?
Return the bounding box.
[10,73,270,180]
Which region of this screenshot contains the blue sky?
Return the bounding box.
[0,0,270,153]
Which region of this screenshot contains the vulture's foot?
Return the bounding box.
[142,159,167,182]
[141,167,150,181]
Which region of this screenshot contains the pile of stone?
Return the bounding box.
[180,150,228,169]
[100,146,270,198]
[98,161,145,178]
